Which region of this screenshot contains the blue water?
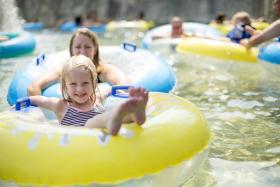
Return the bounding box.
[0,30,279,187]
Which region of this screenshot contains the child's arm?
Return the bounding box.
[29,96,61,113]
[241,19,280,48]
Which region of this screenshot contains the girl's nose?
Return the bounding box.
[76,85,83,92]
[80,48,86,55]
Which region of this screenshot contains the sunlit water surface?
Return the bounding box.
[0,30,279,187]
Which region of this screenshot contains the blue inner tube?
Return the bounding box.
[0,32,36,58]
[23,22,44,31]
[7,44,175,106]
[59,21,107,33]
[258,42,280,65]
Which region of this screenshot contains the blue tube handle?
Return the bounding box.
[111,85,133,98]
[36,53,46,65]
[15,97,31,111]
[122,42,137,52]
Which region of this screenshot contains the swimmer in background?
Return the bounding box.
[209,12,232,34]
[82,10,104,26]
[210,12,229,26]
[0,35,9,42]
[226,11,254,43]
[152,16,190,40]
[240,0,280,48]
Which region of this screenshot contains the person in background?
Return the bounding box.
[29,55,148,135]
[152,16,189,40]
[0,35,9,42]
[241,0,280,48]
[137,11,145,21]
[226,11,254,43]
[83,10,103,26]
[210,12,228,25]
[170,16,186,38]
[28,28,131,100]
[74,15,84,27]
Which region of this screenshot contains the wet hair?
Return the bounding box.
[171,16,183,25]
[75,15,83,26]
[69,28,100,69]
[61,55,97,102]
[215,12,226,24]
[138,11,145,20]
[232,11,252,25]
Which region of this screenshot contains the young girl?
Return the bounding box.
[241,0,280,48]
[227,11,254,43]
[29,55,148,135]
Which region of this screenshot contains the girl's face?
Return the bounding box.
[234,18,244,25]
[65,68,94,105]
[71,34,96,60]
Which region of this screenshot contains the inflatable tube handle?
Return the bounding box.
[15,97,31,111]
[122,42,137,52]
[36,53,46,65]
[111,85,132,98]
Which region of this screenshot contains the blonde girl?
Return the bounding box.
[227,11,254,43]
[29,55,148,135]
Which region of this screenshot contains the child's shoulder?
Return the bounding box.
[54,99,69,120]
[55,98,68,109]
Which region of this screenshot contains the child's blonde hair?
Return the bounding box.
[232,11,252,25]
[61,55,97,102]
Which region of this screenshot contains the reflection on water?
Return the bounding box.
[173,53,280,187]
[0,31,279,186]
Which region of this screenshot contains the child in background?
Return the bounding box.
[29,55,148,135]
[210,12,228,25]
[241,0,280,48]
[227,11,254,43]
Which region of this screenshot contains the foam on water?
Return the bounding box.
[0,0,24,32]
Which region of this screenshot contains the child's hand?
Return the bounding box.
[240,39,251,49]
[244,25,261,36]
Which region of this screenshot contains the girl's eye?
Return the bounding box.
[75,46,81,49]
[83,82,89,85]
[70,83,77,86]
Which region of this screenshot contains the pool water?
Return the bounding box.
[173,54,280,187]
[0,30,279,187]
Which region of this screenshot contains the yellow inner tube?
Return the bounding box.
[209,22,232,35]
[252,21,270,31]
[176,37,258,63]
[0,92,210,186]
[107,20,149,32]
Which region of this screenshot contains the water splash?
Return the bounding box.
[0,0,24,32]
